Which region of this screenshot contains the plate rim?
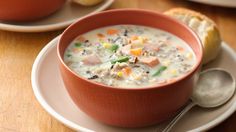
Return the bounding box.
[0,0,114,33]
[31,36,236,132]
[189,0,236,8]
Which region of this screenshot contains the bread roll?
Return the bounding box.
[164,8,221,64]
[72,0,103,6]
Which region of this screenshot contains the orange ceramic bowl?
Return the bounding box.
[57,9,203,128]
[0,0,65,22]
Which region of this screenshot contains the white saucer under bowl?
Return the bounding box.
[31,36,236,132]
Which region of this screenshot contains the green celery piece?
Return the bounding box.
[111,56,129,64]
[75,42,82,47]
[110,44,119,52]
[152,66,167,76]
[66,54,72,57]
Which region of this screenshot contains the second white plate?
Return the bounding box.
[0,0,113,32]
[189,0,236,8]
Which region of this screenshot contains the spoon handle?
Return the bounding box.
[162,102,196,132]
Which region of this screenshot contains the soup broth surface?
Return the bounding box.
[64,25,196,88]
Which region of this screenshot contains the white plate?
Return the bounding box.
[31,36,236,132]
[189,0,236,8]
[0,0,113,32]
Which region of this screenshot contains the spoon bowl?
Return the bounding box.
[192,68,236,108]
[163,68,236,132]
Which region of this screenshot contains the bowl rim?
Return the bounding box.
[57,8,203,90]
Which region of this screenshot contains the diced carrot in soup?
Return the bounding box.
[97,33,105,38]
[122,67,132,75]
[130,48,142,56]
[176,45,184,51]
[131,35,138,40]
[107,29,119,35]
[167,78,176,83]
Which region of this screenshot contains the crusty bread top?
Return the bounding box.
[164,8,221,64]
[164,8,217,28]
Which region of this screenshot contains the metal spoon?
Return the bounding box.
[162,68,236,132]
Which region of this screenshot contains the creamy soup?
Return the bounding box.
[64,25,196,88]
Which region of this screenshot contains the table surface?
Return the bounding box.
[0,0,235,132]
